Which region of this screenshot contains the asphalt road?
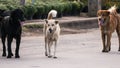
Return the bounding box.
[0,28,120,68]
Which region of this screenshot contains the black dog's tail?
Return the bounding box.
[47,10,57,20]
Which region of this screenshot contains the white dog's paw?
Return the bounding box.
[48,56,52,58]
[53,56,57,59]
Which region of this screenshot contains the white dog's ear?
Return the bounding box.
[45,19,48,23]
[55,20,59,24]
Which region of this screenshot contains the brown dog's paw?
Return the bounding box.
[102,50,109,53]
[108,48,111,51]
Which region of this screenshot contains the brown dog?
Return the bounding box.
[97,6,120,52]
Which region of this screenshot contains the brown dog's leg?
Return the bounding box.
[116,28,120,51]
[118,36,120,51]
[101,33,107,52]
[106,34,111,52]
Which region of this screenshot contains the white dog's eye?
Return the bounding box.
[52,24,54,26]
[48,24,50,26]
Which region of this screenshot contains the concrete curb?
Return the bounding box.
[24,17,98,29]
[60,17,98,29]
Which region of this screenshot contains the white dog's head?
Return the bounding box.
[45,19,59,34]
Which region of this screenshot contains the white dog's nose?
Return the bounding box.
[49,28,52,33]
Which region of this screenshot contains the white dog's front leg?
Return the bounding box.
[53,41,57,59]
[45,40,48,56]
[48,41,52,58]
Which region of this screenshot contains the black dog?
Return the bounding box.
[0,9,25,58]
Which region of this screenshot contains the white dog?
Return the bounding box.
[43,10,60,58]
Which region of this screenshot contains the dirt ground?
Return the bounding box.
[1,17,120,68]
[1,29,120,68]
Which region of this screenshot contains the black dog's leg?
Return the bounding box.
[15,36,21,58]
[7,35,13,58]
[1,35,6,57]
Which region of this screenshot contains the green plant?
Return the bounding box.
[62,2,72,16]
[51,3,64,17]
[71,1,83,15]
[33,5,45,19]
[0,3,8,10]
[22,5,37,20]
[0,0,85,19]
[42,4,52,18]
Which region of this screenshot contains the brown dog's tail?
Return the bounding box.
[108,5,117,16]
[47,10,57,20]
